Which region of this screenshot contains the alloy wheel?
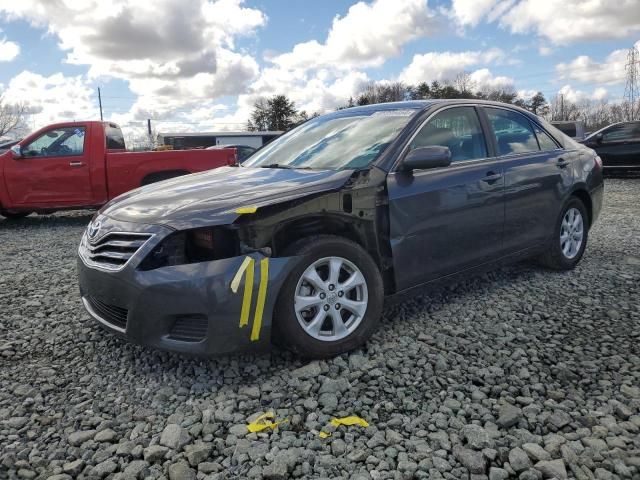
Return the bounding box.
[560,207,584,259]
[294,256,368,341]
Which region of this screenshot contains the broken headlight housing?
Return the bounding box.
[139,227,239,270]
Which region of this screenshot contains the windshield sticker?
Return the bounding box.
[371,109,415,117]
[74,128,85,137]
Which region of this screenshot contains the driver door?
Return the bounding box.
[4,124,94,206]
[386,106,505,291]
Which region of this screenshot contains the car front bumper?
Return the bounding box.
[77,218,297,356]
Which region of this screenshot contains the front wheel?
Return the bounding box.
[538,197,589,270]
[274,235,384,358]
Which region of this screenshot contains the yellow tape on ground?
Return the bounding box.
[330,416,369,428]
[250,257,269,341]
[230,256,253,293]
[239,259,254,328]
[246,412,286,433]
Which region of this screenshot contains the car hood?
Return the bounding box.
[101,166,354,230]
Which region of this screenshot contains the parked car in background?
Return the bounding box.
[0,139,20,154]
[207,144,257,163]
[551,120,586,140]
[78,100,603,358]
[0,121,237,219]
[581,121,640,171]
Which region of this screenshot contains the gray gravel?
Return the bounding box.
[1,178,639,480]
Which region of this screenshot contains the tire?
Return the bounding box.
[273,235,384,358]
[538,197,589,270]
[0,210,31,220]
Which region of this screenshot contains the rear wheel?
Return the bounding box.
[538,197,588,270]
[0,210,31,220]
[274,235,384,358]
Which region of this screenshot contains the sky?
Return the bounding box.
[0,0,639,139]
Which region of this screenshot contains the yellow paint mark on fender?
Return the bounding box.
[239,259,255,328]
[235,206,258,214]
[251,258,269,341]
[230,256,253,293]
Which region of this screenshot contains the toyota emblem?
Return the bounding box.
[88,219,102,240]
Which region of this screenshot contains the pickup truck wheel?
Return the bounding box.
[274,235,383,359]
[538,197,588,270]
[0,210,31,220]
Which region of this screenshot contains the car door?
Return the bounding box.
[4,125,94,206]
[482,107,575,253]
[590,122,640,168]
[386,105,505,291]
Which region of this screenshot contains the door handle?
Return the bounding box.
[69,161,85,167]
[481,172,503,183]
[557,158,569,168]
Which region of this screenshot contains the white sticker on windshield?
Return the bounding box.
[371,110,415,117]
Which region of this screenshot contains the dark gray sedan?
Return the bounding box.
[78,100,604,358]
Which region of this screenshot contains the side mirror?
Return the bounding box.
[402,146,452,171]
[10,145,23,158]
[594,133,603,144]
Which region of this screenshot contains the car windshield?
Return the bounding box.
[243,109,417,170]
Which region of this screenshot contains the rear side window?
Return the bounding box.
[533,125,560,151]
[410,106,487,162]
[486,108,539,156]
[105,123,126,150]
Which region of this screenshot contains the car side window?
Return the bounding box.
[533,125,560,151]
[409,107,487,162]
[23,127,86,158]
[486,108,539,156]
[602,123,638,143]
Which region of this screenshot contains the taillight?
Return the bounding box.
[594,155,603,169]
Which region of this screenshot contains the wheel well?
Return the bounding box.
[273,216,365,255]
[140,170,190,186]
[571,189,592,227]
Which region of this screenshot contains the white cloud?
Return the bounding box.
[399,48,505,84]
[469,68,514,91]
[2,71,97,126]
[0,37,19,61]
[555,84,610,104]
[269,0,437,70]
[450,0,640,44]
[538,46,553,56]
[556,40,639,86]
[0,0,266,128]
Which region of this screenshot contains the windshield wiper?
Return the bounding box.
[260,163,294,169]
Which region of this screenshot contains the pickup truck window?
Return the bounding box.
[23,127,86,158]
[105,124,126,150]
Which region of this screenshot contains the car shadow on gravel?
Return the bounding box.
[0,212,93,230]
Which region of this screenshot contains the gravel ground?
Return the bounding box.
[1,178,639,480]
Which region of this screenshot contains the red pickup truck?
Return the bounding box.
[0,121,237,219]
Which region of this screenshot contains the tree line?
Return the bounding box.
[248,72,636,134]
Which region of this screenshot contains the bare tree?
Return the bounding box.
[453,71,476,97]
[0,95,27,139]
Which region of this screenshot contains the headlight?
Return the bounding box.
[139,227,239,270]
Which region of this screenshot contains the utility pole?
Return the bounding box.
[147,119,153,150]
[623,46,640,121]
[98,87,104,121]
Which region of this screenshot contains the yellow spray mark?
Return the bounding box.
[251,257,269,341]
[230,256,270,339]
[246,412,286,433]
[239,259,255,328]
[230,256,253,293]
[235,206,258,214]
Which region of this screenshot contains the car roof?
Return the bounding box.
[335,99,537,117]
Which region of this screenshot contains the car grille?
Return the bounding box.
[168,316,208,342]
[86,296,128,329]
[80,232,152,271]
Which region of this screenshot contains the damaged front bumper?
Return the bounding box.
[77,218,297,356]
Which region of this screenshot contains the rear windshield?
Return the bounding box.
[105,123,126,150]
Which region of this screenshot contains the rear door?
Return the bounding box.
[482,107,575,253]
[386,105,505,291]
[4,125,94,206]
